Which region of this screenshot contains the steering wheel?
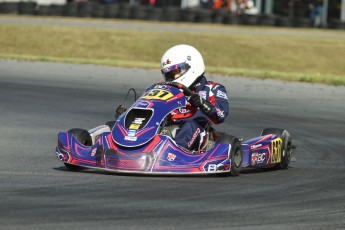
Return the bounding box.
[154,82,193,97]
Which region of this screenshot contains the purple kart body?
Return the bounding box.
[56,83,295,176]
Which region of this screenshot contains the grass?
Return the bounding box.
[1,16,345,86]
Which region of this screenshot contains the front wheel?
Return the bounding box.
[261,128,292,169]
[216,135,243,176]
[105,120,116,130]
[67,128,92,146]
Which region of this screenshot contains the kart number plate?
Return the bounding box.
[143,89,174,100]
[271,138,282,163]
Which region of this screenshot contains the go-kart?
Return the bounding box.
[55,82,296,176]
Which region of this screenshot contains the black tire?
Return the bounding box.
[0,3,18,14]
[18,2,36,15]
[104,4,119,18]
[36,5,50,16]
[49,5,64,16]
[261,128,292,169]
[216,135,243,176]
[64,129,92,170]
[160,7,181,22]
[67,128,92,146]
[195,9,213,23]
[105,120,116,130]
[63,3,78,17]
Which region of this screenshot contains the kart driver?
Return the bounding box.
[160,44,229,151]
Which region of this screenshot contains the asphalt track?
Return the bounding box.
[0,59,345,229]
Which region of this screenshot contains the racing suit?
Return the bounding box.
[170,76,229,151]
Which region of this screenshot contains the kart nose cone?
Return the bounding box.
[105,150,153,172]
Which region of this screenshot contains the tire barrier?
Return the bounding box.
[242,14,260,26]
[160,6,181,22]
[329,19,345,29]
[212,9,227,24]
[49,4,64,17]
[258,14,276,26]
[227,14,245,25]
[104,4,118,18]
[92,4,106,18]
[276,16,293,27]
[0,2,18,14]
[292,17,313,28]
[195,9,213,23]
[180,8,197,23]
[77,2,95,17]
[130,5,148,20]
[18,2,36,15]
[63,3,78,17]
[1,2,344,30]
[146,6,161,21]
[36,5,50,16]
[117,3,131,19]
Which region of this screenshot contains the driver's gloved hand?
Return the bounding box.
[189,93,213,115]
[189,93,203,107]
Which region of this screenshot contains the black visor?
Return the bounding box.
[161,62,191,82]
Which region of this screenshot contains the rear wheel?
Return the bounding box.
[261,128,292,169]
[216,135,243,176]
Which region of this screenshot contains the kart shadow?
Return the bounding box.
[240,166,294,174]
[53,166,294,177]
[53,166,234,178]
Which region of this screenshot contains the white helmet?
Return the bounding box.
[160,44,205,88]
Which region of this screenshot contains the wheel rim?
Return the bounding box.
[233,148,242,167]
[286,140,292,161]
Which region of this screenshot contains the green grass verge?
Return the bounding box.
[1,16,345,86]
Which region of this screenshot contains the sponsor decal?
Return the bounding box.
[124,136,137,141]
[251,152,266,165]
[129,124,140,130]
[133,118,145,125]
[195,82,201,87]
[154,85,168,90]
[250,143,262,150]
[162,59,171,66]
[128,118,146,130]
[125,129,137,141]
[188,128,201,148]
[137,101,150,108]
[199,91,207,100]
[167,153,176,162]
[216,90,228,100]
[178,108,190,114]
[208,164,217,172]
[127,129,137,137]
[216,108,225,118]
[91,148,97,157]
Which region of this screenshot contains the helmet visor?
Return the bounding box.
[161,62,190,82]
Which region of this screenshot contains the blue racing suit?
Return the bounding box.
[170,76,229,151]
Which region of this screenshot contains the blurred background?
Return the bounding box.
[0,0,344,29]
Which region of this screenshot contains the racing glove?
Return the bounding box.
[189,93,213,115]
